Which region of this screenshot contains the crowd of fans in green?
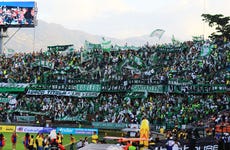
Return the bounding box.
[0,37,229,129]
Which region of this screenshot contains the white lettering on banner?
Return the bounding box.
[58,128,74,133]
[26,90,100,97]
[0,83,29,88]
[154,146,166,150]
[33,60,54,69]
[184,145,189,150]
[131,85,164,93]
[203,145,218,150]
[75,84,101,92]
[56,127,98,135]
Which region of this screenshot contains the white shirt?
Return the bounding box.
[172,142,180,150]
[166,139,175,147]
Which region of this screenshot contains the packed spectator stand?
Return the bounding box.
[0,37,229,134]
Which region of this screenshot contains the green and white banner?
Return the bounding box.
[16,116,35,122]
[101,39,111,53]
[26,90,100,97]
[134,56,143,66]
[0,83,28,92]
[0,83,28,88]
[8,109,49,116]
[75,84,101,92]
[47,44,74,52]
[112,45,140,51]
[168,79,193,85]
[192,35,204,42]
[92,122,128,129]
[169,84,226,94]
[55,116,83,121]
[84,40,101,51]
[0,97,11,103]
[131,85,164,93]
[0,94,17,103]
[29,84,76,90]
[200,44,213,57]
[32,60,55,69]
[81,50,92,63]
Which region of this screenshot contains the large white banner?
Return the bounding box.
[26,90,100,97]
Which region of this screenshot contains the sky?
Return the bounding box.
[6,0,230,40]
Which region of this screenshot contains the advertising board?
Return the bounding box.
[56,127,98,135]
[0,125,15,132]
[16,126,43,133]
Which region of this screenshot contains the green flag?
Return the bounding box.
[200,44,213,56]
[134,56,143,66]
[5,49,15,58]
[101,38,111,53]
[84,40,101,51]
[192,35,204,42]
[171,35,180,45]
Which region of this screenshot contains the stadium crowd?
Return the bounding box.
[0,37,230,130]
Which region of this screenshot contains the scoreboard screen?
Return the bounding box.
[0,1,37,28]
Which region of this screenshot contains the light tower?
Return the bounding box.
[0,27,8,54]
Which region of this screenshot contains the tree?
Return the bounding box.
[201,14,230,40]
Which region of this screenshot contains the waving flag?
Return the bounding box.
[171,35,180,45]
[192,35,204,42]
[134,56,143,66]
[101,37,111,53]
[200,44,213,56]
[150,29,165,39]
[5,49,15,58]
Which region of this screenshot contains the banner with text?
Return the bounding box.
[29,84,76,90]
[16,126,43,133]
[0,83,28,92]
[131,85,164,93]
[0,125,15,132]
[26,90,100,97]
[32,60,55,69]
[152,138,218,150]
[75,84,101,92]
[56,127,98,135]
[168,84,226,93]
[16,116,35,122]
[92,122,128,129]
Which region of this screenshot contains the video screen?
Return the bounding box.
[0,1,37,27]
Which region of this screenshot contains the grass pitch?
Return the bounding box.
[1,132,89,150]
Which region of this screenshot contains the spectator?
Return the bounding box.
[76,138,83,149]
[172,138,181,150]
[50,139,59,150]
[165,136,175,150]
[83,137,89,146]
